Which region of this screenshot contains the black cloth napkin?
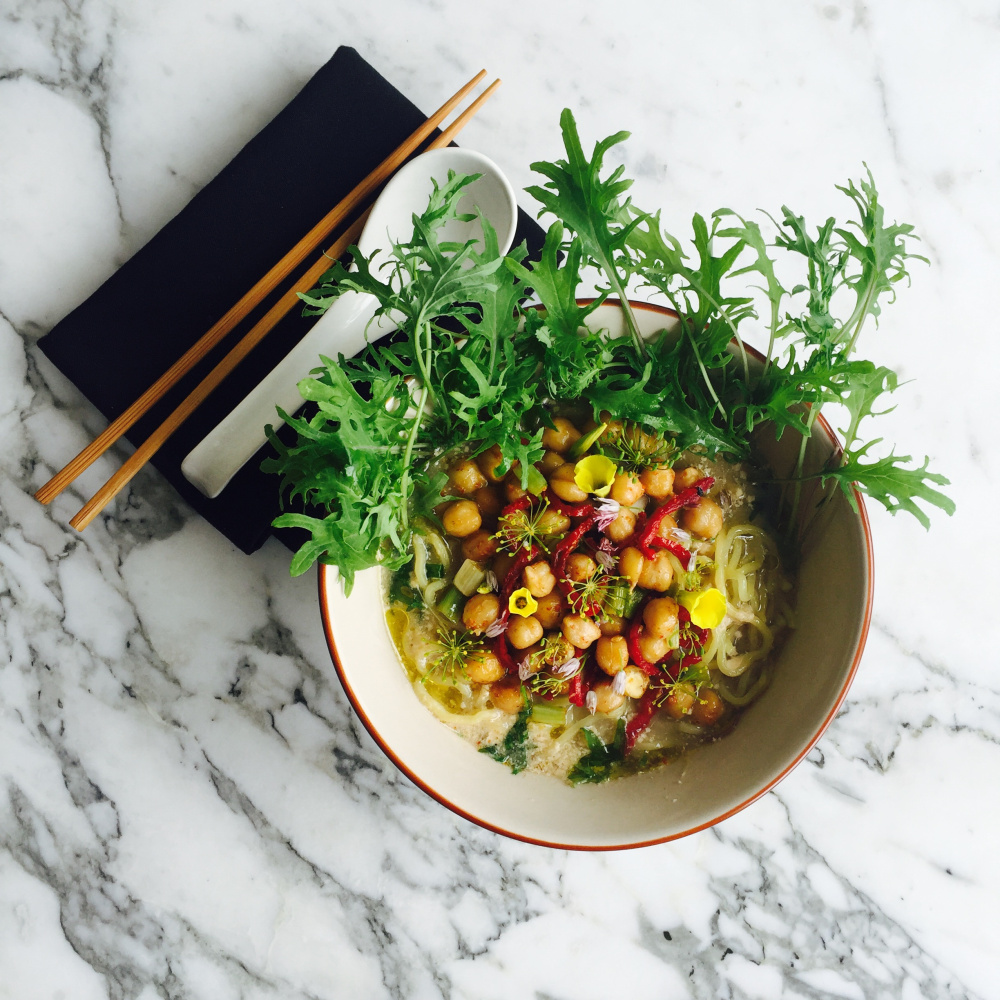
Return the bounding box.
[39,47,545,554]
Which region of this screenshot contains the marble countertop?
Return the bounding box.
[1,1,996,997]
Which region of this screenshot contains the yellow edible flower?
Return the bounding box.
[677,588,727,629]
[574,454,618,497]
[508,588,538,617]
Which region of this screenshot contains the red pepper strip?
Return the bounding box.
[662,536,695,567]
[498,496,532,521]
[639,534,694,567]
[625,691,657,752]
[635,477,715,555]
[660,476,716,517]
[567,672,586,707]
[626,609,659,676]
[499,545,537,606]
[493,634,518,675]
[550,510,596,579]
[543,490,591,519]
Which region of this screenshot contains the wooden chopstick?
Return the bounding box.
[66,77,502,531]
[35,68,489,507]
[69,213,367,530]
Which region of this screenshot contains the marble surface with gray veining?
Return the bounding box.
[1,1,997,997]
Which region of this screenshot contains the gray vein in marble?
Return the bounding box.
[1,0,127,246]
[705,799,977,999]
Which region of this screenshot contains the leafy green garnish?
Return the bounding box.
[388,563,423,611]
[819,447,955,528]
[526,109,648,359]
[479,702,533,774]
[267,109,951,583]
[567,719,628,785]
[263,360,418,587]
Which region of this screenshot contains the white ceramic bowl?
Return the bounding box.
[318,301,872,849]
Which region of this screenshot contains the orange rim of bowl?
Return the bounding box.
[317,299,875,851]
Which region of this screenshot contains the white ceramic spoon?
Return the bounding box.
[181,147,518,499]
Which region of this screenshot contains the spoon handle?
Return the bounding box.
[181,290,386,498]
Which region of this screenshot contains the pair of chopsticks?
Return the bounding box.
[36,70,501,530]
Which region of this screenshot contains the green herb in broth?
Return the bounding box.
[479,702,533,774]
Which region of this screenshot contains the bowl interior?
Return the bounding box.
[319,302,872,849]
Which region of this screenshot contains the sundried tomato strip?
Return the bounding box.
[635,477,714,556]
[625,692,657,752]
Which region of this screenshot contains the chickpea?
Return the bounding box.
[595,635,629,676]
[640,465,675,499]
[565,552,597,583]
[681,497,724,539]
[464,649,505,684]
[600,614,625,637]
[490,676,526,714]
[442,500,482,538]
[518,642,543,676]
[673,466,703,491]
[599,414,624,442]
[618,547,645,588]
[549,462,587,503]
[561,614,602,649]
[462,593,500,633]
[508,615,544,650]
[651,511,678,542]
[643,597,679,639]
[548,462,588,503]
[461,529,498,563]
[605,506,637,543]
[537,449,566,475]
[536,508,571,536]
[504,472,528,503]
[636,626,669,664]
[621,666,649,699]
[477,444,506,483]
[534,590,567,629]
[542,417,582,454]
[541,635,574,667]
[472,486,503,519]
[591,681,625,714]
[692,688,725,726]
[448,458,487,495]
[523,560,556,598]
[610,472,644,506]
[638,550,674,591]
[664,684,696,719]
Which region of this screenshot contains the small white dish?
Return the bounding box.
[318,301,873,850]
